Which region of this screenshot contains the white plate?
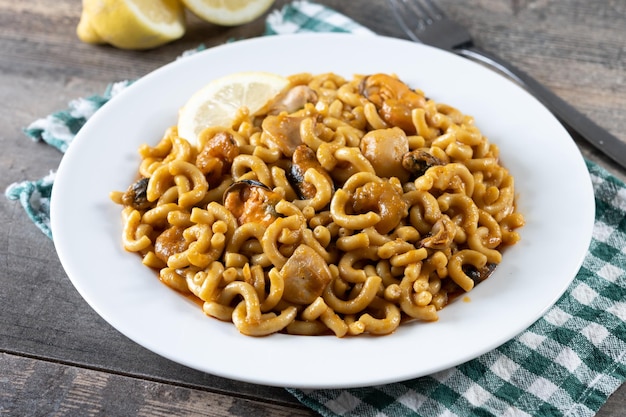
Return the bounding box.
[51,33,594,389]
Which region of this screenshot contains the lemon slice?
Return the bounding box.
[81,0,186,50]
[181,0,275,26]
[178,71,289,146]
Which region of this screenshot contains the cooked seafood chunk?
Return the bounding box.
[360,127,410,181]
[196,130,240,186]
[360,73,426,134]
[121,177,152,210]
[281,244,332,305]
[418,215,456,249]
[402,149,444,178]
[154,225,188,263]
[290,144,333,199]
[223,180,282,227]
[268,85,318,114]
[464,262,498,284]
[261,113,306,157]
[352,180,408,234]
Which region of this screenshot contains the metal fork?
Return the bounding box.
[388,0,626,170]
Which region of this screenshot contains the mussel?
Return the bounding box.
[402,149,444,178]
[121,177,152,210]
[289,144,334,200]
[223,179,282,227]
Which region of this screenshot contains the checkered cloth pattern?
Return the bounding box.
[5,2,626,416]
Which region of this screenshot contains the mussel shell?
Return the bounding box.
[222,179,272,204]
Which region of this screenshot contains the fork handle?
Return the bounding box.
[459,46,626,170]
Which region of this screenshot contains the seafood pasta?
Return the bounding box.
[111,72,525,337]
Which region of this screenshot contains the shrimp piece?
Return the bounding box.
[360,73,426,134]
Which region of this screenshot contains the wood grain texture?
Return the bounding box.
[0,353,315,417]
[1,0,625,416]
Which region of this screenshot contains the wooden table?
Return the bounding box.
[2,1,625,415]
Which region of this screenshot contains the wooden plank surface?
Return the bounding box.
[0,353,315,416]
[1,0,625,416]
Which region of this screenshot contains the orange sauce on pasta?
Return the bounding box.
[113,72,525,337]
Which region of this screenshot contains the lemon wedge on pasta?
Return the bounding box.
[181,0,275,26]
[177,71,289,146]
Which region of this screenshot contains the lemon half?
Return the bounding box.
[81,0,186,50]
[77,9,105,44]
[177,71,289,146]
[181,0,275,26]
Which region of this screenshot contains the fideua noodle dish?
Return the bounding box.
[110,72,525,337]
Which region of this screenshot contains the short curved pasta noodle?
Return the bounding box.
[112,72,525,337]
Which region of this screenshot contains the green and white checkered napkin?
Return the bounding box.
[6,1,626,416]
